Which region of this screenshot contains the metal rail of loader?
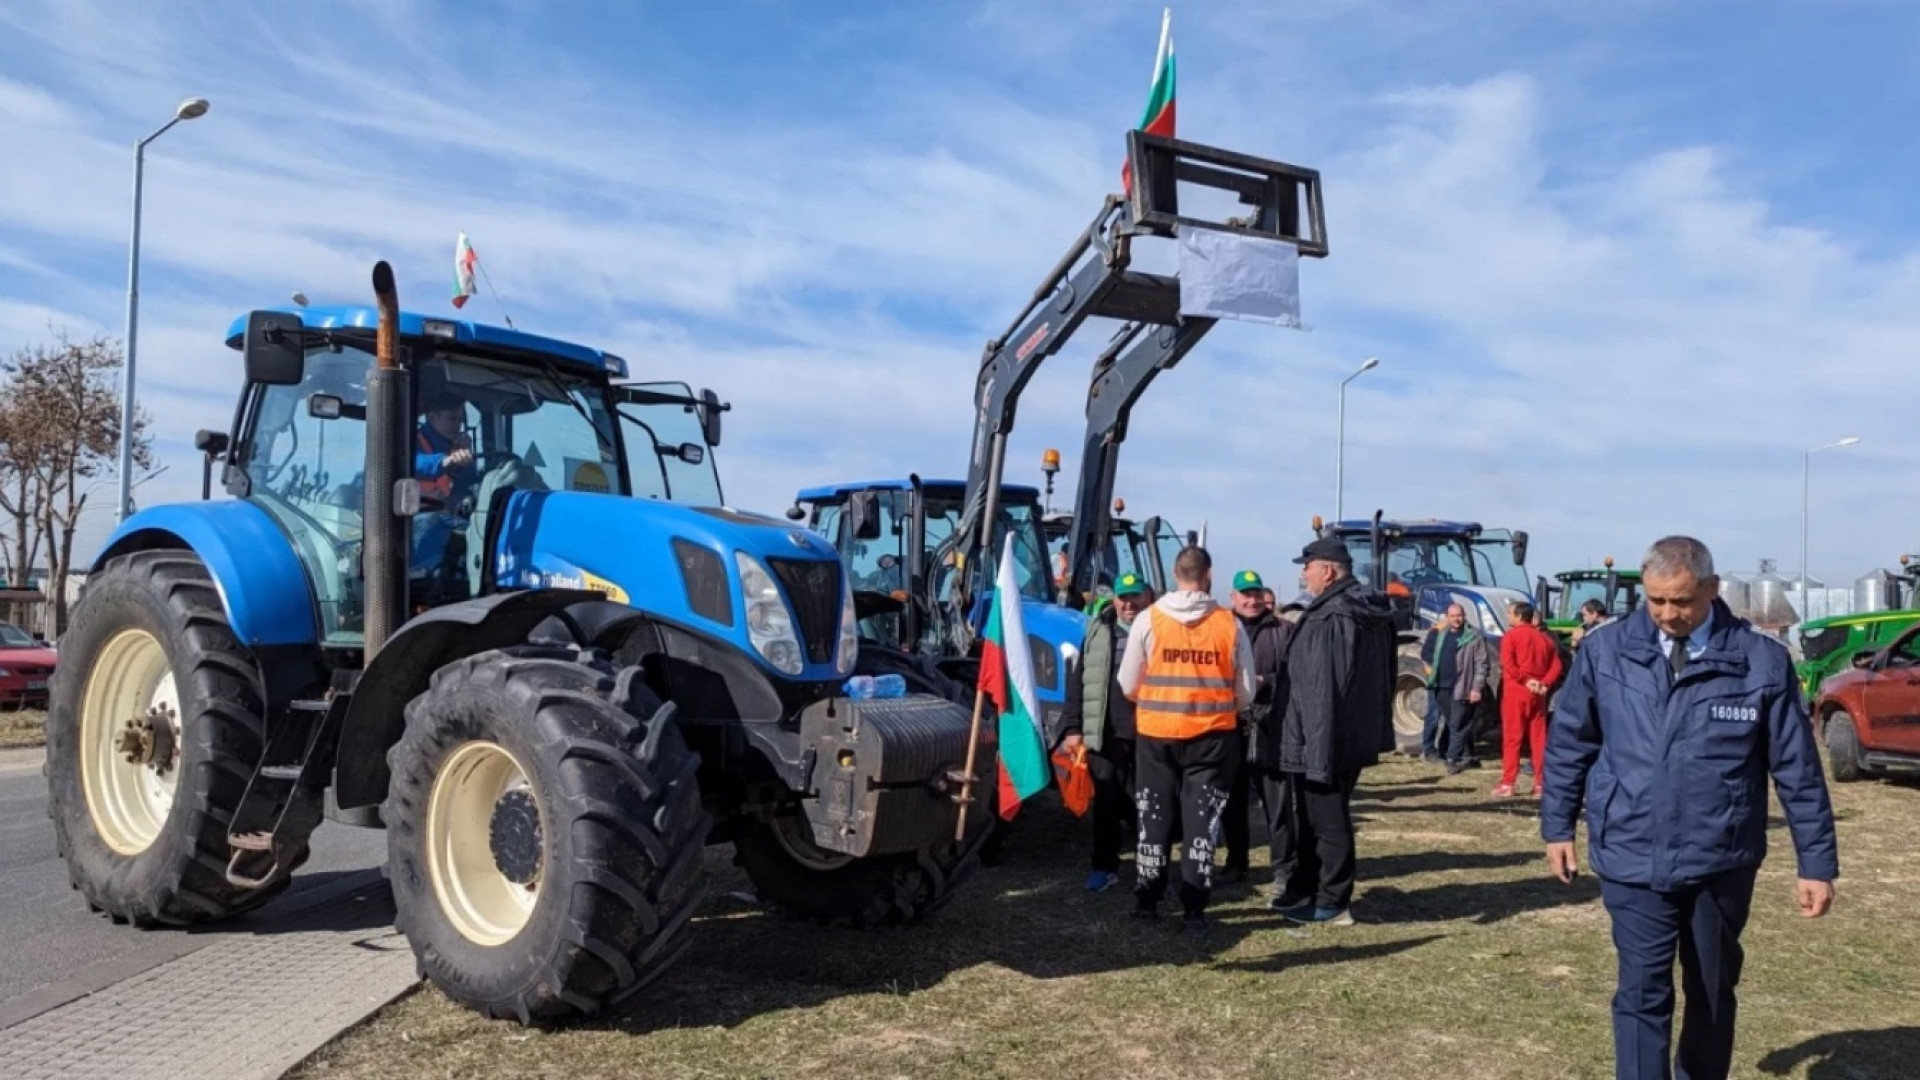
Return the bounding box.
[946,130,1326,627]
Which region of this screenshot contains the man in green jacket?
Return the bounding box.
[1057,572,1154,891]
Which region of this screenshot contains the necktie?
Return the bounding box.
[1668,634,1688,677]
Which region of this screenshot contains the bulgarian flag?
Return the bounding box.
[452,232,478,309]
[976,532,1049,819]
[1120,8,1176,196]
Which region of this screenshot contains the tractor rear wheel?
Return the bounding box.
[384,647,712,1023]
[46,550,298,925]
[1392,651,1429,754]
[733,811,986,928]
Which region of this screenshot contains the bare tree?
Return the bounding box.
[0,355,53,589]
[3,331,153,634]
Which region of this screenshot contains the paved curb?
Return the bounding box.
[0,875,421,1080]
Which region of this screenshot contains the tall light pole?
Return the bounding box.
[119,96,210,523]
[1801,435,1860,624]
[1335,355,1379,522]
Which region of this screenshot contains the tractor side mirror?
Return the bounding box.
[1512,530,1529,565]
[309,394,343,420]
[671,442,705,466]
[785,505,806,522]
[242,310,306,386]
[699,388,725,448]
[849,490,882,541]
[193,429,229,456]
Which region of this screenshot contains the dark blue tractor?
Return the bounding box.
[786,478,1086,736]
[43,263,992,1025]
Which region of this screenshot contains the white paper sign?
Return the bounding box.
[1176,226,1302,328]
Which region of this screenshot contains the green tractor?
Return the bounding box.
[1536,558,1641,645]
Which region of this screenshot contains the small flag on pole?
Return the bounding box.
[452,232,478,309]
[1121,8,1176,196]
[976,532,1050,819]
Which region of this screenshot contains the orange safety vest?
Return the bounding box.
[1134,606,1240,740]
[416,429,453,499]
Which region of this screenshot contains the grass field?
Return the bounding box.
[291,754,1919,1080]
[0,708,45,749]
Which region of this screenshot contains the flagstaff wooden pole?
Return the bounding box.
[954,682,990,842]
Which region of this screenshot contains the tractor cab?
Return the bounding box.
[1318,515,1534,637]
[789,479,1054,654]
[220,306,727,645]
[1042,502,1188,612]
[1537,559,1642,643]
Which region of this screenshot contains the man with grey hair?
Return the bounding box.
[1541,535,1838,1080]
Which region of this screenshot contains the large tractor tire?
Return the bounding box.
[1823,710,1866,783]
[46,551,300,926]
[384,647,712,1023]
[1392,649,1429,754]
[733,810,987,928]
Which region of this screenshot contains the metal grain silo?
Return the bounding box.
[1748,564,1799,629]
[1855,569,1897,614]
[1718,573,1751,620]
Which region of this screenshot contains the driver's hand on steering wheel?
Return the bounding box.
[444,447,474,469]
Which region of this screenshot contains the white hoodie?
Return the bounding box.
[1117,589,1258,713]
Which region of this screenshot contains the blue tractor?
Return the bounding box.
[1312,513,1535,752]
[44,262,993,1025]
[793,130,1328,738]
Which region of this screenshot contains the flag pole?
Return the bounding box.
[953,681,989,842]
[475,256,516,329]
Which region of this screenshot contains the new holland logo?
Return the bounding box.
[786,529,812,550]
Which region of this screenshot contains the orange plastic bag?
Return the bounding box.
[1051,743,1094,817]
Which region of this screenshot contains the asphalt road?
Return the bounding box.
[0,748,389,1019]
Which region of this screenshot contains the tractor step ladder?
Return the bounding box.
[226,696,348,888]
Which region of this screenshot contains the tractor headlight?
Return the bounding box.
[735,552,805,676]
[835,571,859,676]
[1028,634,1059,692]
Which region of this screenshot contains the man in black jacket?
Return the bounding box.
[1272,536,1397,924]
[1225,569,1296,891]
[1056,572,1154,892]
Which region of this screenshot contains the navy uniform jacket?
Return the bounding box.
[1541,599,1839,891]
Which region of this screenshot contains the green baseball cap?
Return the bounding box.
[1113,572,1146,597]
[1232,569,1264,593]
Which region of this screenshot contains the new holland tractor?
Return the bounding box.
[794,130,1327,738]
[1312,513,1533,752]
[45,262,994,1026]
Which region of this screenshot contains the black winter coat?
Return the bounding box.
[1240,610,1295,769]
[1279,575,1398,782]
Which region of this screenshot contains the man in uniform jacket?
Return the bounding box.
[1056,573,1154,892]
[1542,536,1837,1080]
[1271,537,1396,924]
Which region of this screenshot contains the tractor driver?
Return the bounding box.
[415,390,478,512]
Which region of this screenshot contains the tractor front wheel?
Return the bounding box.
[384,648,712,1023]
[733,811,985,928]
[46,550,298,925]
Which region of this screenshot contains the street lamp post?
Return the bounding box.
[1801,435,1861,623]
[119,97,210,523]
[1335,355,1379,522]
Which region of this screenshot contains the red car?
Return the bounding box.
[1810,619,1920,781]
[0,622,56,708]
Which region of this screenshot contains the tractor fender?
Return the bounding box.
[332,588,604,808]
[91,502,319,647]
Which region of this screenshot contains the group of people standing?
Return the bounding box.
[1049,531,1843,1080]
[1052,536,1396,936]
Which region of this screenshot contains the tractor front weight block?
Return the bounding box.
[798,694,988,859]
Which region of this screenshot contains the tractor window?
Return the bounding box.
[1468,536,1531,591]
[1800,624,1852,665]
[1149,520,1185,592]
[845,491,908,595]
[503,383,621,496]
[1562,578,1609,613]
[619,381,723,506]
[242,344,373,645]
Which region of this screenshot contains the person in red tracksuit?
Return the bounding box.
[1495,601,1561,798]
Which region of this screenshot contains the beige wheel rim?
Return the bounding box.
[426,740,544,946]
[79,628,183,856]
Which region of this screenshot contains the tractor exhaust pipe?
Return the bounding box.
[364,260,408,657]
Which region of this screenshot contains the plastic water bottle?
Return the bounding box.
[843,673,908,700]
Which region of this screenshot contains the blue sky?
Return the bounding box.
[2,0,1917,600]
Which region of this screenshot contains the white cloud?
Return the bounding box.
[2,0,1916,609]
